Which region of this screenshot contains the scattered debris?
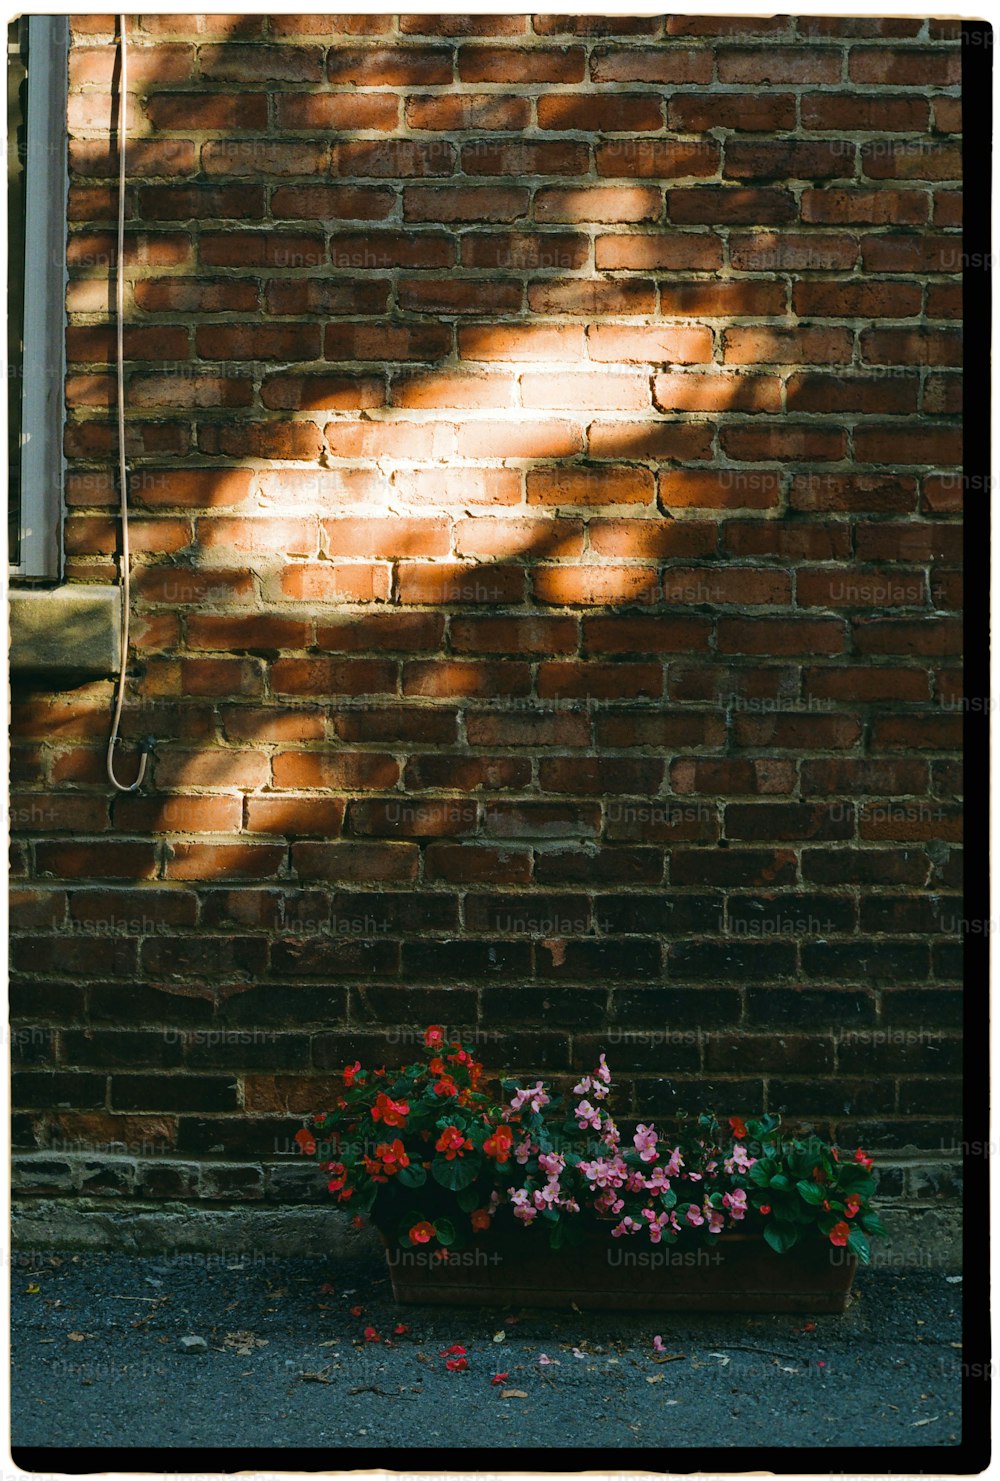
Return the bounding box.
[178,1336,208,1354]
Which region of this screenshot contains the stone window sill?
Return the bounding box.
[9,585,121,677]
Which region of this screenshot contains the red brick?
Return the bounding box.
[848,47,961,86]
[425,843,531,885]
[800,189,929,226]
[279,564,392,603]
[721,424,847,462]
[669,188,797,225]
[453,517,582,560]
[801,92,929,131]
[329,231,454,269]
[260,374,383,412]
[654,373,781,413]
[455,420,583,460]
[595,232,724,272]
[805,667,931,702]
[200,43,324,81]
[450,615,578,655]
[669,93,795,131]
[326,321,452,362]
[724,140,856,181]
[292,842,419,883]
[403,660,531,698]
[588,421,713,461]
[406,94,531,130]
[398,278,523,314]
[462,139,590,175]
[276,92,399,130]
[272,184,395,220]
[853,424,962,465]
[405,185,530,222]
[536,186,662,224]
[533,567,661,607]
[270,659,397,697]
[790,474,917,514]
[538,95,664,132]
[526,467,653,508]
[582,615,712,654]
[458,45,585,83]
[332,139,456,177]
[717,618,847,656]
[272,752,399,791]
[717,47,843,84]
[588,325,713,363]
[590,518,716,560]
[590,46,712,83]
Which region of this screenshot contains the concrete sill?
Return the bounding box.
[9,584,121,677]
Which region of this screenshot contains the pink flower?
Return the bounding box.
[538,1151,565,1177]
[574,1099,602,1131]
[685,1204,705,1227]
[633,1124,659,1163]
[510,1082,550,1115]
[653,1335,667,1354]
[723,1188,748,1222]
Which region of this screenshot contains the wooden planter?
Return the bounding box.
[381,1229,857,1313]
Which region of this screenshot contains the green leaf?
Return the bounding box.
[431,1154,480,1192]
[456,1184,481,1213]
[847,1227,871,1265]
[860,1211,886,1238]
[769,1173,793,1191]
[763,1220,801,1255]
[795,1179,827,1206]
[435,1217,456,1247]
[396,1164,426,1189]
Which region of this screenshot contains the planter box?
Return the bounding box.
[381,1230,857,1313]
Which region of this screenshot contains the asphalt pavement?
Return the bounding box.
[10,1250,965,1455]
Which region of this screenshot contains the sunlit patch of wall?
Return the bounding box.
[11,14,963,1224]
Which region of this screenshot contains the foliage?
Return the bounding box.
[297,1028,885,1263]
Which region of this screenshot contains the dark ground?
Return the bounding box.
[10,1251,963,1452]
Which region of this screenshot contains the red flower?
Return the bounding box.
[350,1305,364,1318]
[372,1092,409,1128]
[440,1344,467,1356]
[294,1127,317,1156]
[446,1357,468,1372]
[425,1025,445,1049]
[394,1323,408,1335]
[853,1147,873,1170]
[728,1116,748,1140]
[428,1057,446,1076]
[844,1194,861,1218]
[375,1138,410,1175]
[351,1215,365,1230]
[436,1125,472,1160]
[829,1221,850,1247]
[491,1372,509,1385]
[343,1060,361,1086]
[470,1208,491,1232]
[433,1076,459,1099]
[326,1162,349,1193]
[363,1325,381,1343]
[484,1124,514,1164]
[410,1221,436,1245]
[759,1204,771,1216]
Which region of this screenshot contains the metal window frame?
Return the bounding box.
[10,14,69,583]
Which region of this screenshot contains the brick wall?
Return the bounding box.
[11,14,963,1225]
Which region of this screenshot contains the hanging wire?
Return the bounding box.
[106,13,148,792]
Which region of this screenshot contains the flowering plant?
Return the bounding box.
[298,1027,884,1264]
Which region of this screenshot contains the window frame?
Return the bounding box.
[9,14,69,584]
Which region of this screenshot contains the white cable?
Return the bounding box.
[106,12,147,792]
